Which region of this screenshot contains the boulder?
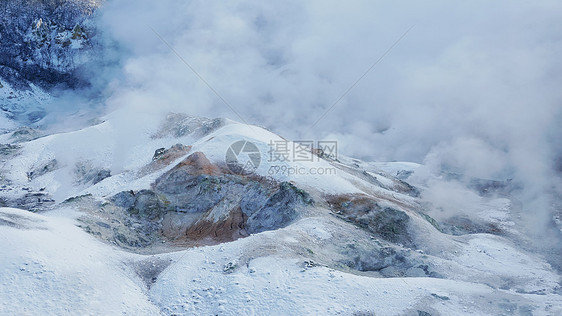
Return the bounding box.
[327,194,413,247]
[245,182,313,234]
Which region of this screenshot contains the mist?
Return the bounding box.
[59,1,562,247]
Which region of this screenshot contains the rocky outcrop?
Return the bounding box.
[341,241,442,278]
[89,150,315,248]
[74,161,111,185]
[327,194,414,247]
[73,145,435,265]
[244,181,313,234]
[0,144,21,157]
[0,191,55,213]
[9,127,42,143]
[27,159,58,180]
[438,215,503,236]
[113,190,172,220]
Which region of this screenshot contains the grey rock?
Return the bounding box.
[91,169,111,184]
[26,109,47,123]
[27,159,58,180]
[152,148,166,161]
[239,181,272,217]
[223,261,238,274]
[10,127,41,143]
[439,215,502,236]
[158,175,232,213]
[328,195,413,247]
[431,293,450,301]
[74,161,111,185]
[104,154,315,246]
[111,191,136,209]
[339,238,442,278]
[0,192,55,212]
[468,178,520,197]
[245,182,313,234]
[129,190,170,220]
[396,169,413,180]
[159,178,311,235]
[0,144,21,156]
[368,207,411,245]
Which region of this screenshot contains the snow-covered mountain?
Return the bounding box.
[0,110,561,315]
[1,1,562,315]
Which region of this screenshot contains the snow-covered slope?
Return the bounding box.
[1,111,561,315]
[0,207,159,315]
[4,206,560,315]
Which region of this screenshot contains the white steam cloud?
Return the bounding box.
[89,0,562,239]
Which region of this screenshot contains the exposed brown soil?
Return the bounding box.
[167,151,222,176]
[184,207,249,243]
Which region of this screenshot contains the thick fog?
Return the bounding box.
[64,0,560,246]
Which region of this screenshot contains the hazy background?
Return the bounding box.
[94,0,561,195]
[96,0,561,166]
[85,0,562,231]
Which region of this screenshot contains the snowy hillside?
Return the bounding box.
[1,111,561,315]
[1,0,562,315]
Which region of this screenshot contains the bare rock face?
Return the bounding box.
[143,143,192,173]
[111,190,171,221]
[102,151,314,247]
[9,127,42,143]
[127,190,171,220]
[79,147,432,276]
[327,194,414,248]
[182,206,249,243]
[27,159,58,180]
[74,161,111,185]
[340,241,442,278]
[0,144,21,157]
[0,191,55,212]
[244,181,313,234]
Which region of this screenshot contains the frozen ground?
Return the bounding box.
[1,112,561,315]
[1,206,561,315]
